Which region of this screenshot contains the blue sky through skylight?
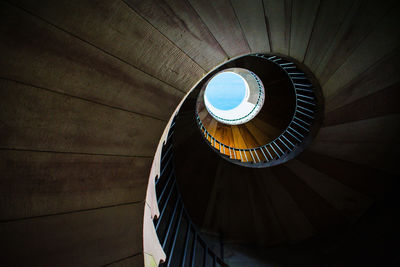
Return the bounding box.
[205,72,246,111]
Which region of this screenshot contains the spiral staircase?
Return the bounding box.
[0,0,399,266]
[195,54,321,166]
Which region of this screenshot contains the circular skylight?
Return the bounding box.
[205,72,247,110]
[204,68,265,125]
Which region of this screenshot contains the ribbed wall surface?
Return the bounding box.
[0,0,399,266]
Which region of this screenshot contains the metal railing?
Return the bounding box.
[196,54,317,165]
[154,117,228,267]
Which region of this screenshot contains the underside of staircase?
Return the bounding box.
[0,0,399,266]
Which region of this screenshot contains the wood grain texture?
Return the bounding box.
[188,0,250,58]
[213,122,225,149]
[297,151,393,197]
[315,114,400,144]
[289,0,320,61]
[325,49,400,113]
[0,150,151,220]
[325,82,400,126]
[258,169,315,241]
[303,0,354,71]
[231,0,270,53]
[198,109,208,121]
[0,203,144,266]
[273,165,348,232]
[221,123,235,149]
[201,113,212,129]
[245,121,273,145]
[285,160,372,219]
[246,175,285,245]
[263,0,292,55]
[106,254,144,267]
[207,116,218,136]
[124,0,227,71]
[231,125,250,160]
[231,125,248,149]
[0,2,184,121]
[0,79,165,156]
[252,117,281,139]
[309,115,400,173]
[8,0,204,91]
[309,142,400,174]
[215,164,260,242]
[200,115,276,152]
[238,125,260,148]
[315,0,395,84]
[202,160,225,229]
[323,5,400,99]
[252,172,286,244]
[216,123,234,155]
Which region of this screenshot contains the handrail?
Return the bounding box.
[195,54,317,166]
[154,117,228,267]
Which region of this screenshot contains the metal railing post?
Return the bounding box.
[190,234,197,267]
[181,220,191,267]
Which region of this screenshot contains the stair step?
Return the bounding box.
[251,118,281,140]
[257,168,315,241]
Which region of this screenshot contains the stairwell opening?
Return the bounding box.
[195,54,324,167]
[204,68,265,125]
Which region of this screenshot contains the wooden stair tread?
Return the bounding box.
[285,160,372,219]
[207,117,218,136]
[257,168,315,241]
[245,121,274,145]
[296,150,392,197]
[252,117,281,140]
[237,124,260,148]
[199,112,289,162]
[216,123,234,156]
[272,165,349,232]
[251,171,287,244]
[231,125,252,162]
[198,109,208,121]
[201,113,213,129]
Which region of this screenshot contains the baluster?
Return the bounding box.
[282,135,295,147]
[254,149,261,162]
[162,197,181,248]
[260,147,268,162]
[249,149,256,162]
[297,94,314,100]
[160,153,173,177]
[274,141,285,154]
[181,219,191,267]
[293,83,312,87]
[286,128,301,142]
[288,126,304,138]
[294,116,310,126]
[297,98,316,106]
[243,150,248,162]
[166,205,184,267]
[296,109,314,119]
[156,180,176,230]
[292,120,309,132]
[157,171,173,204]
[203,244,207,267]
[279,137,291,151]
[298,105,314,113]
[270,144,280,158]
[190,234,197,267]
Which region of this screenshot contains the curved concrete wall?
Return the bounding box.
[0,0,399,265]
